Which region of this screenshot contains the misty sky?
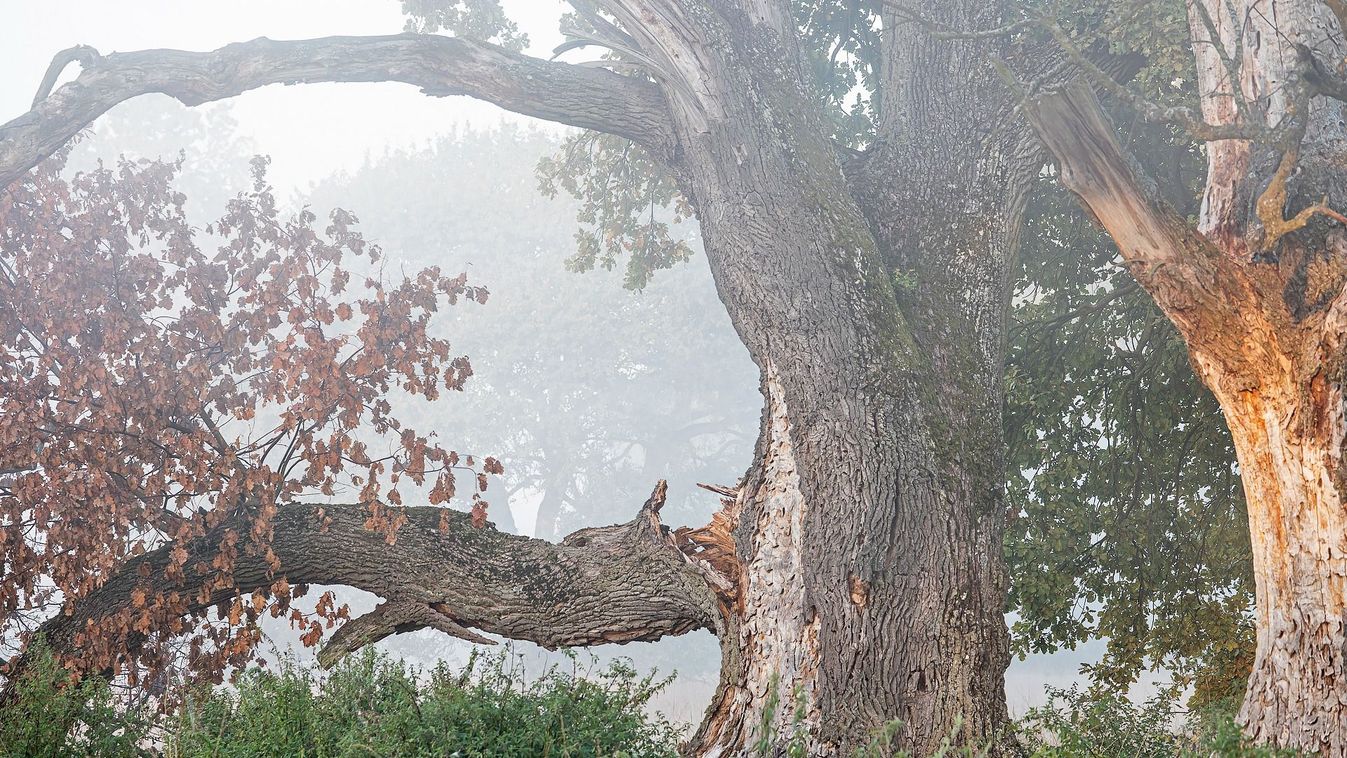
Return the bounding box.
[3,0,570,195]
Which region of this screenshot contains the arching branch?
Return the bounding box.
[1,33,676,189]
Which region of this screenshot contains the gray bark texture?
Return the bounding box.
[2,1,1038,754]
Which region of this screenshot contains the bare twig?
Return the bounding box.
[1253,141,1347,250]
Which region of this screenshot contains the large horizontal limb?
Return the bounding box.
[0,33,676,188]
[10,482,719,690]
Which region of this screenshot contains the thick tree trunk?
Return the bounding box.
[651,6,1030,750]
[685,361,1014,756]
[1205,369,1347,753]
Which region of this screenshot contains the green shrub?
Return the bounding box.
[1019,685,1299,757]
[2,643,1316,758]
[166,648,682,757]
[0,641,152,758]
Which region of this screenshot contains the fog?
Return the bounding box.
[4,0,1166,727]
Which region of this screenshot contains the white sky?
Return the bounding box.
[1,0,569,193]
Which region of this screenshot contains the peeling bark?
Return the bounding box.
[1022,0,1347,748]
[690,362,821,754]
[1215,378,1347,752]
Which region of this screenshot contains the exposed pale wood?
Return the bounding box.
[1021,82,1253,353]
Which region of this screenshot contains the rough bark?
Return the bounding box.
[0,33,675,188]
[3,1,1034,754]
[13,482,719,690]
[644,3,1031,752]
[1022,0,1347,749]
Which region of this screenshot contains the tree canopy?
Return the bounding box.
[0,143,499,684]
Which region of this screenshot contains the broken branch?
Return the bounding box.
[6,484,720,696]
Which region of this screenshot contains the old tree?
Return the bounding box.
[1001,0,1347,751]
[0,0,1048,753]
[12,0,1311,754]
[0,0,1037,753]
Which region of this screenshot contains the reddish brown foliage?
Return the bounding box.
[0,150,496,686]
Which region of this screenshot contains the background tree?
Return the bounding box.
[304,126,756,701]
[1007,0,1347,749]
[303,127,760,541]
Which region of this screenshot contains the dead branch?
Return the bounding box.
[30,45,102,109]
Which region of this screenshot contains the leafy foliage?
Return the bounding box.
[1000,0,1257,696]
[988,0,1311,710]
[166,648,681,757]
[400,0,528,51]
[1020,686,1298,757]
[0,148,496,685]
[0,640,153,758]
[63,96,257,225]
[537,132,694,290]
[1005,125,1253,702]
[1,643,680,757]
[792,0,881,148]
[1088,0,1194,107]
